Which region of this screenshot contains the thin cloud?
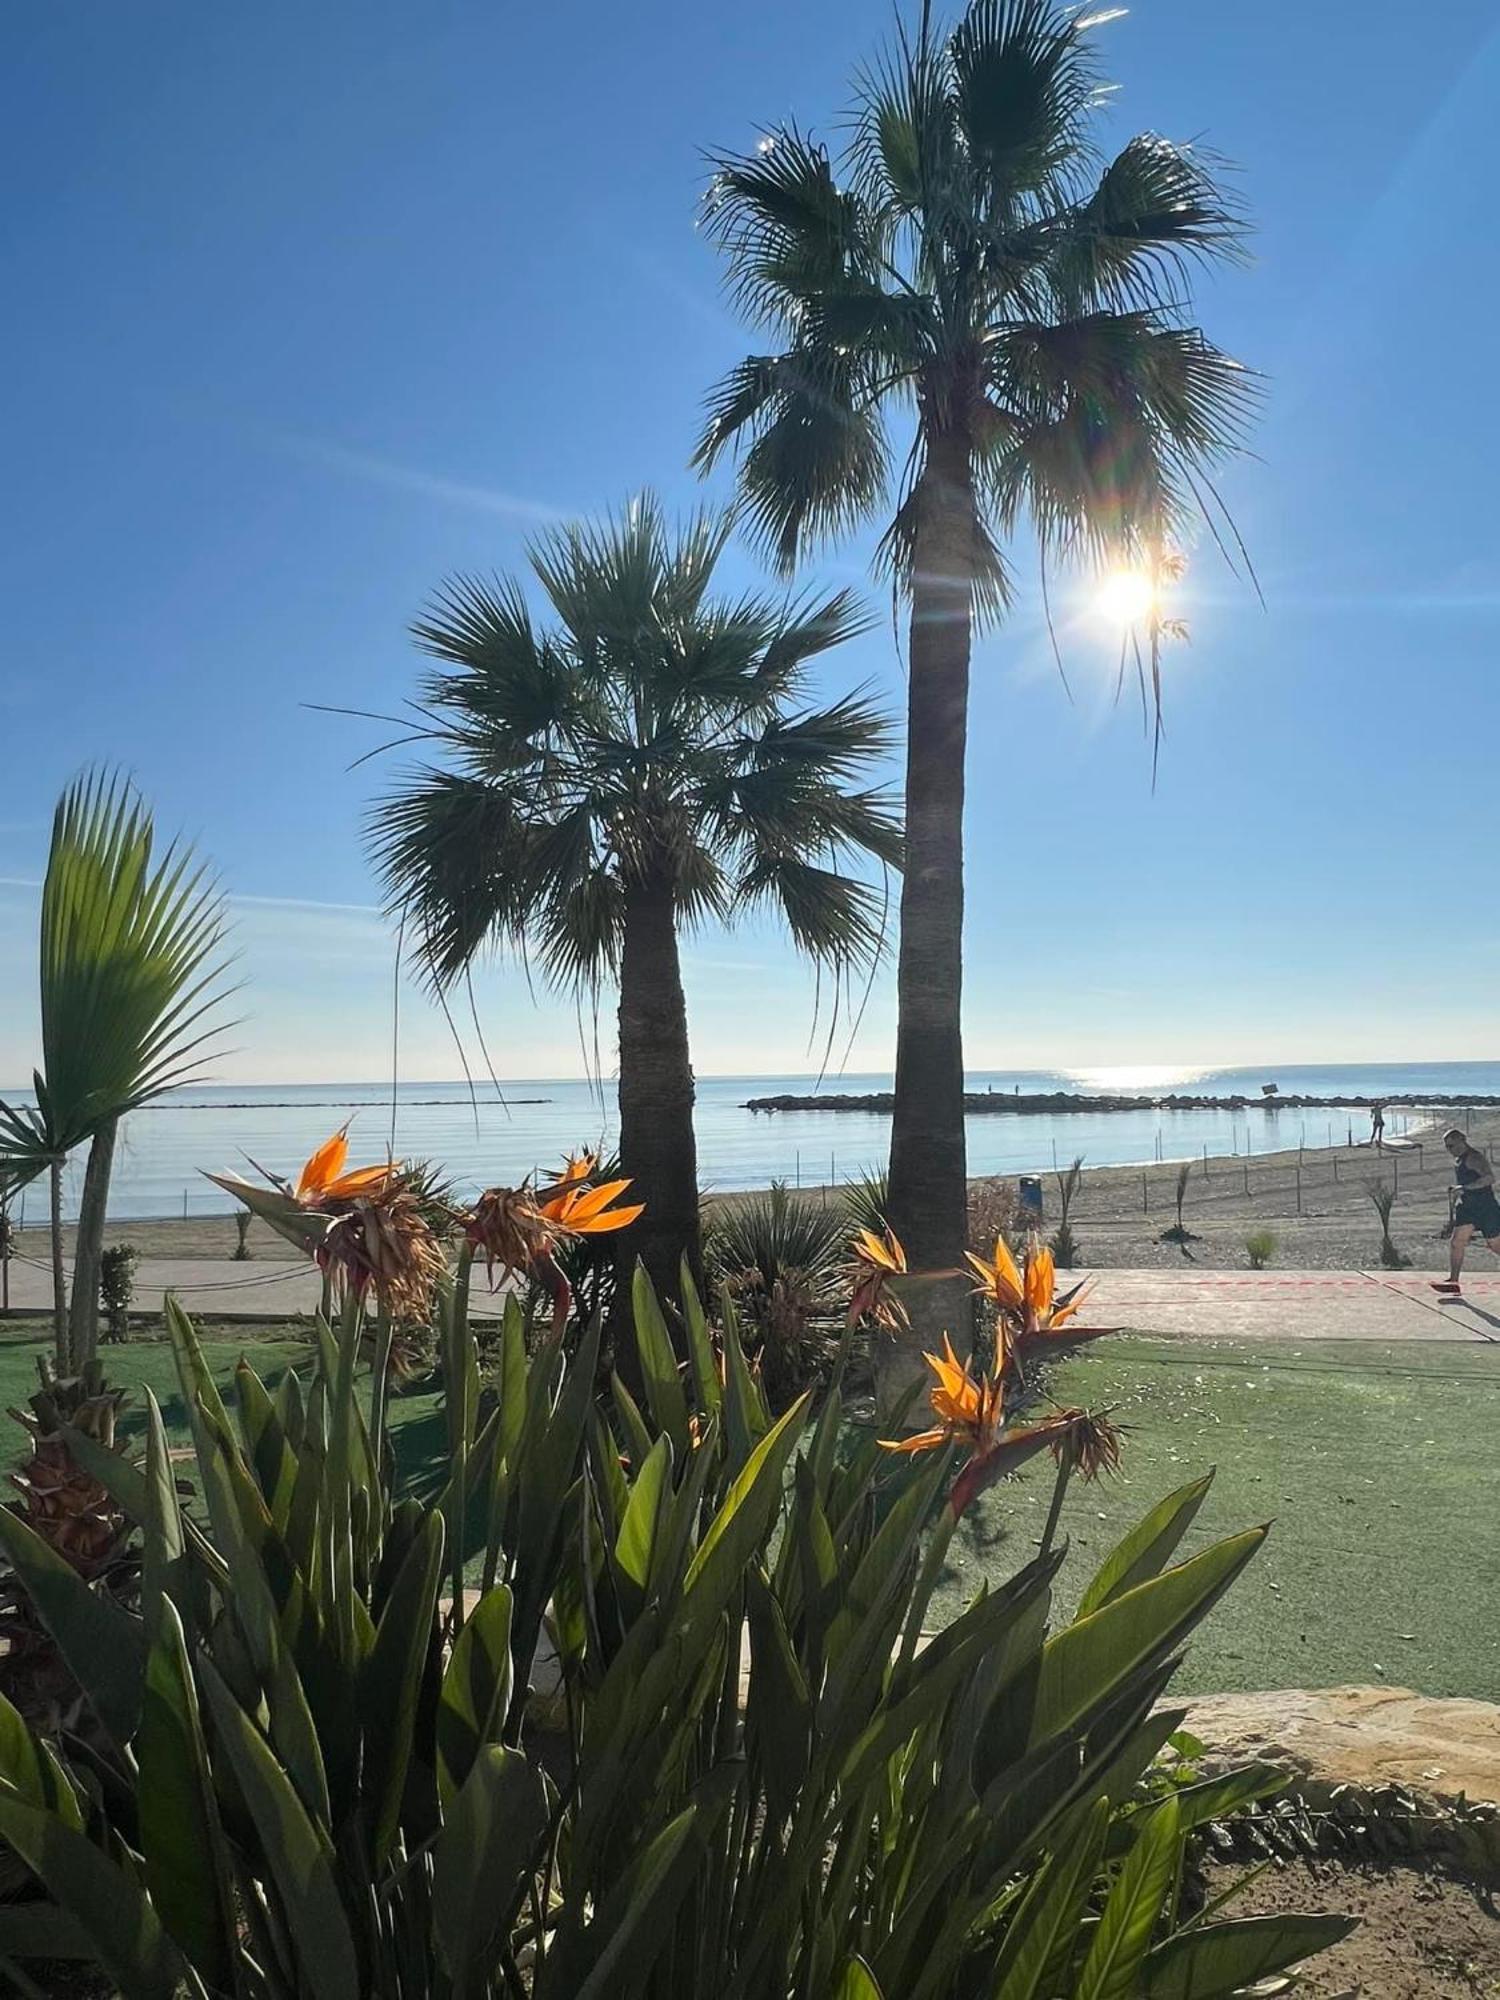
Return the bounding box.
[231,892,384,916]
[269,428,570,525]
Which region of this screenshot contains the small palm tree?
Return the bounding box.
[0,773,231,1366]
[699,0,1254,1330]
[370,496,901,1368]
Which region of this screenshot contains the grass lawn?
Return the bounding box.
[941,1335,1500,1700]
[0,1318,451,1497]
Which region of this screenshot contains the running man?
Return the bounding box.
[1432,1128,1500,1293]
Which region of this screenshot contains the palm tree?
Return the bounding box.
[697,0,1254,1339]
[0,772,231,1368]
[370,495,901,1365]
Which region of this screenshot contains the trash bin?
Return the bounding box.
[1018,1175,1044,1223]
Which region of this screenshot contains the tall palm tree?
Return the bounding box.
[371,495,901,1362]
[697,0,1254,1338]
[0,772,231,1367]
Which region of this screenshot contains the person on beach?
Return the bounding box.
[1433,1128,1500,1293]
[1370,1101,1385,1148]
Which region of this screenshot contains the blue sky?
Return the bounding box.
[3,0,1499,1086]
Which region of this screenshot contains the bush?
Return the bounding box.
[98,1242,138,1343]
[232,1209,252,1260]
[705,1181,844,1407]
[1246,1227,1277,1269]
[0,1261,1354,1997]
[1366,1180,1411,1268]
[967,1174,1019,1250]
[1051,1154,1085,1266]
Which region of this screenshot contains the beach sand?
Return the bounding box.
[10,1112,1497,1277]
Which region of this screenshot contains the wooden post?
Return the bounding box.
[1296,1163,1303,1214]
[1142,1170,1149,1215]
[1242,1159,1250,1196]
[1393,1152,1399,1196]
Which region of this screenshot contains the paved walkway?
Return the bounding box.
[1084,1268,1500,1343]
[4,1258,1499,1342]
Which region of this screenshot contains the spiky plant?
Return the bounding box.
[705,1181,846,1407]
[1367,1179,1410,1269]
[1052,1153,1084,1265]
[841,1167,891,1238]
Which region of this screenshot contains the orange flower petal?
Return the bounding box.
[297,1129,350,1201]
[1024,1242,1056,1316]
[570,1202,644,1235]
[877,1428,950,1455]
[564,1177,636,1222]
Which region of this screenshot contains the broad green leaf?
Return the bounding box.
[1075,1795,1182,1999]
[235,1360,299,1527]
[679,1259,722,1421]
[609,1370,655,1478]
[1076,1474,1215,1622]
[834,1957,884,2000]
[720,1288,769,1464]
[1032,1529,1266,1746]
[0,1691,81,1828]
[437,1583,515,1806]
[138,1596,236,1989]
[0,1507,143,1745]
[431,1745,549,1996]
[631,1262,691,1452]
[57,1420,150,1523]
[682,1395,808,1631]
[198,1660,361,2000]
[0,1902,95,1961]
[140,1393,186,1634]
[614,1433,671,1594]
[1143,1913,1358,1997]
[1167,1763,1287,1830]
[992,1798,1110,2000]
[745,1567,811,1817]
[359,1509,444,1860]
[0,1790,182,2000]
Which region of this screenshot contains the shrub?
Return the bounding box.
[0,1263,1354,1997]
[231,1208,253,1260]
[1246,1227,1277,1269]
[1051,1154,1084,1266]
[967,1174,1019,1250]
[705,1181,844,1407]
[1160,1160,1200,1245]
[98,1242,138,1343]
[1366,1180,1411,1268]
[840,1166,890,1238]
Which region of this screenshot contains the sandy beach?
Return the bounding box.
[11,1111,1497,1278]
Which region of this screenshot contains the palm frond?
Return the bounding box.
[735,852,888,973]
[949,0,1099,206]
[1049,135,1250,311]
[734,348,892,573]
[702,129,877,330]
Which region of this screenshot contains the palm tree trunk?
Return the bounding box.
[49,1158,69,1371]
[610,873,702,1390]
[68,1116,117,1371]
[886,421,975,1382]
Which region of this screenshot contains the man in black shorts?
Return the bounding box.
[1432,1127,1500,1293]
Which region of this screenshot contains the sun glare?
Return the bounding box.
[1095,569,1156,628]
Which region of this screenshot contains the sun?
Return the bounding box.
[1095,569,1157,628]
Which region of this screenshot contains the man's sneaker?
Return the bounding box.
[1431,1280,1461,1294]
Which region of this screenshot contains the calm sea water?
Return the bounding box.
[6,1061,1499,1222]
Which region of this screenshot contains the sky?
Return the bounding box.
[3,0,1499,1086]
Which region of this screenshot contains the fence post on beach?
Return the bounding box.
[182,1189,188,1221]
[1392,1152,1399,1196]
[1333,1151,1339,1182]
[1242,1159,1250,1197]
[1296,1163,1302,1214]
[1202,1143,1209,1180]
[1142,1170,1149,1215]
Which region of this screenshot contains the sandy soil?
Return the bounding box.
[1203,1857,1500,1998]
[9,1114,1499,1276]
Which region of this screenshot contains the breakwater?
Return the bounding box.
[743,1090,1500,1115]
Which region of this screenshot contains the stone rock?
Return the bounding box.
[1179,1685,1500,1809]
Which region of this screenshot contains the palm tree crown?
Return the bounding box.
[697,0,1254,605]
[374,495,901,998]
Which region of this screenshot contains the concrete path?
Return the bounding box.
[4,1257,1499,1342]
[1084,1268,1500,1343]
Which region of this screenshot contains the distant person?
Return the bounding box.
[1433,1128,1500,1293]
[1370,1101,1386,1149]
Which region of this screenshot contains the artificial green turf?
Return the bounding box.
[938,1335,1500,1701]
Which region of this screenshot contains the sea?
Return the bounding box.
[4,1061,1499,1224]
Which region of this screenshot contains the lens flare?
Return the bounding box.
[1095,569,1156,627]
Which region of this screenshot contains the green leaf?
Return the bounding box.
[235,1360,300,1527]
[139,1392,186,1634]
[1033,1529,1267,1746]
[745,1567,812,1818]
[682,1395,808,1631]
[359,1508,444,1861]
[431,1745,549,1997]
[0,1691,81,1828]
[1075,1795,1182,1999]
[0,1507,143,1745]
[58,1420,150,1523]
[834,1957,884,2000]
[198,1659,361,2000]
[720,1288,769,1464]
[1143,1913,1359,1997]
[631,1262,691,1452]
[543,1800,709,2000]
[679,1259,723,1422]
[436,1583,515,1807]
[1076,1474,1215,1621]
[993,1798,1111,2000]
[138,1596,236,1989]
[614,1433,671,1595]
[0,1790,183,2000]
[0,1903,95,1961]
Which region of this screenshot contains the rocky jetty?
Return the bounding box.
[742,1089,1500,1115]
